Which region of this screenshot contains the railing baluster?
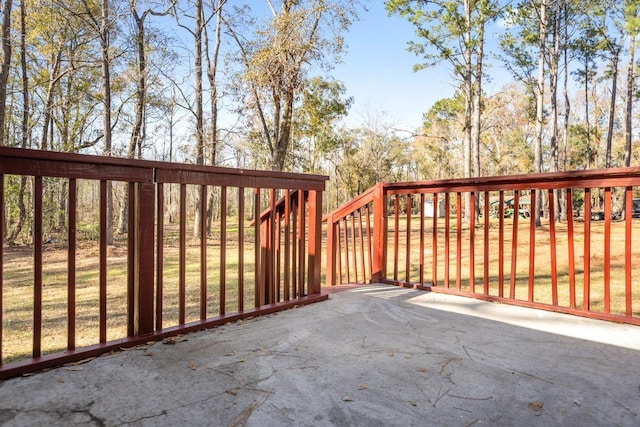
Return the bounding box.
[584,188,591,311]
[336,220,342,285]
[127,182,135,336]
[99,179,107,343]
[444,193,450,288]
[498,191,505,298]
[298,190,306,296]
[470,191,475,293]
[200,185,207,320]
[528,190,536,302]
[456,192,462,290]
[33,176,43,358]
[276,209,282,301]
[299,192,306,292]
[604,187,611,314]
[405,195,411,283]
[625,186,632,317]
[179,184,186,324]
[351,212,358,283]
[433,193,438,287]
[68,178,77,350]
[510,190,520,299]
[419,194,425,285]
[269,189,276,303]
[220,186,227,314]
[254,188,261,307]
[358,210,366,284]
[366,204,373,282]
[343,217,350,284]
[483,191,489,294]
[238,187,245,312]
[284,190,290,300]
[156,183,164,330]
[394,196,399,282]
[548,189,558,306]
[567,189,576,309]
[292,195,298,294]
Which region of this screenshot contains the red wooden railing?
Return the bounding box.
[325,169,640,326]
[0,147,326,378]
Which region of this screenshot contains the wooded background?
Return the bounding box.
[1,0,639,243]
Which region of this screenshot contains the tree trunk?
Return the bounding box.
[0,0,13,147]
[534,0,547,227]
[463,0,473,223]
[204,0,223,233]
[561,0,570,221]
[605,53,619,169]
[99,0,114,245]
[625,35,635,168]
[193,0,204,238]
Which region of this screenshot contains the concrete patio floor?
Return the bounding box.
[1,284,640,426]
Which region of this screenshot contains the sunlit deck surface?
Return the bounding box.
[1,284,639,426]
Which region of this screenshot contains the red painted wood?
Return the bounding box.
[548,190,558,306]
[200,185,207,320]
[298,190,306,297]
[33,177,43,358]
[566,189,576,309]
[444,193,450,288]
[127,182,135,337]
[284,190,291,298]
[179,184,186,324]
[498,191,505,298]
[365,204,373,281]
[432,193,438,287]
[483,191,489,294]
[68,179,77,350]
[99,180,107,344]
[307,190,323,294]
[358,210,366,283]
[528,190,536,302]
[393,196,399,281]
[220,186,228,314]
[405,195,411,283]
[456,192,462,290]
[351,212,358,283]
[604,187,611,314]
[156,183,164,331]
[238,187,245,312]
[135,182,155,336]
[419,194,425,285]
[470,192,475,293]
[343,217,350,284]
[510,190,520,300]
[625,187,632,317]
[584,188,591,311]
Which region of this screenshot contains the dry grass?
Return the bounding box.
[1,219,260,364]
[382,215,640,316]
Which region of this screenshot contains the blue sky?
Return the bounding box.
[331,2,458,131]
[331,2,511,132]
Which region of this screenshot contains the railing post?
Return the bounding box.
[372,183,386,283]
[307,189,323,294]
[133,181,155,336]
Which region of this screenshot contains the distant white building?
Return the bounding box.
[424,199,446,218]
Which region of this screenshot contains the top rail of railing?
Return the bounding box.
[0,146,328,189]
